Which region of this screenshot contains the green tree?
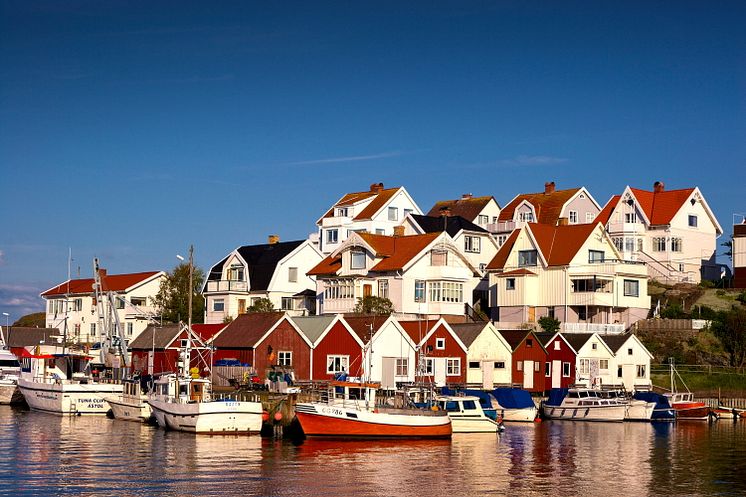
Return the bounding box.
[151,263,205,324]
[247,298,275,313]
[12,312,46,327]
[353,296,394,315]
[538,315,561,333]
[711,306,746,367]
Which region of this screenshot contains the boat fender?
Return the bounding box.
[274,412,283,421]
[431,405,439,411]
[262,411,270,422]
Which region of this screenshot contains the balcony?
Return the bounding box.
[607,222,644,234]
[204,280,248,293]
[562,322,626,334]
[320,215,353,228]
[486,220,525,234]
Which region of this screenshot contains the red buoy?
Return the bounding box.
[262,411,270,422]
[273,411,283,421]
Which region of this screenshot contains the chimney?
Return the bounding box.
[439,206,451,217]
[557,217,569,226]
[268,234,280,245]
[544,181,556,195]
[461,193,472,200]
[393,225,405,237]
[370,182,384,193]
[653,181,665,193]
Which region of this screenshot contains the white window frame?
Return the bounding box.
[554,341,560,351]
[414,280,426,302]
[506,278,516,290]
[278,351,292,367]
[326,229,339,244]
[288,267,298,283]
[326,355,349,374]
[388,206,398,221]
[600,359,609,371]
[568,210,578,224]
[624,279,640,297]
[562,362,571,377]
[395,358,408,376]
[446,358,461,376]
[281,297,293,310]
[213,299,225,312]
[424,357,434,375]
[464,235,481,253]
[350,251,366,270]
[586,212,595,223]
[478,215,489,225]
[579,359,590,375]
[516,360,523,371]
[378,279,389,299]
[636,364,646,378]
[518,250,538,267]
[435,337,445,350]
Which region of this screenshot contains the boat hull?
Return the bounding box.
[18,378,122,415]
[712,407,735,420]
[0,381,22,405]
[625,400,656,421]
[295,403,452,438]
[449,416,501,433]
[497,407,538,422]
[105,395,152,422]
[542,404,626,422]
[148,399,263,434]
[673,402,710,420]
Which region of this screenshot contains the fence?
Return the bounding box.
[650,364,746,376]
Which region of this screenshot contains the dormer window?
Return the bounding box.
[350,251,366,270]
[431,250,448,266]
[336,207,349,217]
[518,250,538,267]
[228,265,244,281]
[588,250,605,263]
[519,212,534,223]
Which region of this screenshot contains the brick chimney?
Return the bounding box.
[544,181,556,195]
[370,182,384,193]
[393,225,405,237]
[653,181,665,193]
[461,193,473,200]
[268,234,280,244]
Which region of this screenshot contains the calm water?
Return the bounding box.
[1,406,745,496]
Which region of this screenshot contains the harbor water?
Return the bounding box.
[1,406,745,496]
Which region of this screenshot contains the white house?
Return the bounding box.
[486,222,651,331]
[315,182,422,254]
[450,322,513,388]
[565,333,618,388]
[597,181,724,283]
[308,229,482,319]
[601,333,653,392]
[202,237,323,324]
[41,268,165,346]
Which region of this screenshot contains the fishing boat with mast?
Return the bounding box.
[665,362,710,420]
[17,258,125,415]
[146,246,264,434]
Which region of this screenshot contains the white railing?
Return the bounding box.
[205,280,248,293]
[607,222,644,234]
[562,322,626,334]
[486,220,523,233]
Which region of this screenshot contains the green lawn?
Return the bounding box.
[651,371,746,397]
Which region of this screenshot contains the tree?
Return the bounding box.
[538,316,561,334]
[353,296,394,315]
[711,306,746,367]
[247,298,275,313]
[151,263,205,324]
[12,312,46,327]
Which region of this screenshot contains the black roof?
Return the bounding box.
[600,334,633,353]
[207,240,305,291]
[410,214,487,237]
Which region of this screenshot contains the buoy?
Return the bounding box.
[273,411,283,421]
[262,411,270,422]
[534,417,542,423]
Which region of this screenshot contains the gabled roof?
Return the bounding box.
[496,268,537,277]
[534,332,557,348]
[486,229,521,270]
[41,271,162,297]
[399,319,440,345]
[497,329,545,352]
[191,323,226,341]
[307,232,441,276]
[599,334,631,353]
[211,312,286,348]
[449,323,488,348]
[561,333,595,353]
[596,195,621,225]
[426,195,496,222]
[129,324,181,349]
[291,315,337,344]
[3,327,60,348]
[499,187,581,224]
[206,240,305,291]
[528,222,599,266]
[343,315,389,343]
[409,214,487,237]
[318,185,403,223]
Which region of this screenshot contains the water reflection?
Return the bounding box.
[2,407,746,496]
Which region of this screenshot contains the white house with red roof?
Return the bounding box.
[597,181,724,283]
[486,222,650,332]
[40,268,166,346]
[315,182,422,254]
[493,182,602,246]
[308,229,481,318]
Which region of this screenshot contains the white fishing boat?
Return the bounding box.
[104,377,152,422]
[17,349,122,415]
[147,373,263,434]
[597,389,655,421]
[435,395,503,433]
[542,388,626,422]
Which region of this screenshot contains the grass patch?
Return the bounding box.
[694,289,741,312]
[651,371,746,397]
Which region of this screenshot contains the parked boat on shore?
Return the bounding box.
[542,388,626,422]
[295,380,452,439]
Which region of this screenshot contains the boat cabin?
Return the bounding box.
[152,375,212,404]
[322,380,381,409]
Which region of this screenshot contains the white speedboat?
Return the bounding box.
[435,395,503,433]
[147,374,263,434]
[0,348,22,404]
[542,388,626,422]
[105,378,152,422]
[597,389,655,421]
[18,350,122,415]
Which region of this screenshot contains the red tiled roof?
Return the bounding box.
[496,268,537,277]
[307,254,343,276]
[486,230,520,270]
[363,232,441,271]
[426,196,495,222]
[319,187,402,222]
[528,222,598,266]
[498,188,581,224]
[41,271,161,297]
[596,195,620,225]
[629,187,695,225]
[211,312,285,348]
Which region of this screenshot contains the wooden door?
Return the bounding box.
[434,358,447,387]
[481,361,494,389]
[523,360,534,389]
[382,357,396,389]
[238,299,246,314]
[363,284,372,297]
[552,360,561,388]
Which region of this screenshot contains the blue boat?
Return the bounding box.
[632,391,676,421]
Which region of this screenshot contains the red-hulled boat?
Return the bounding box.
[295,381,452,439]
[665,364,709,420]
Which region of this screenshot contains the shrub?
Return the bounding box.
[538,316,561,333]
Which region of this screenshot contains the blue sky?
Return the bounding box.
[1,1,744,320]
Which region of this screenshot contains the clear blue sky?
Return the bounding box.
[1,1,744,320]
